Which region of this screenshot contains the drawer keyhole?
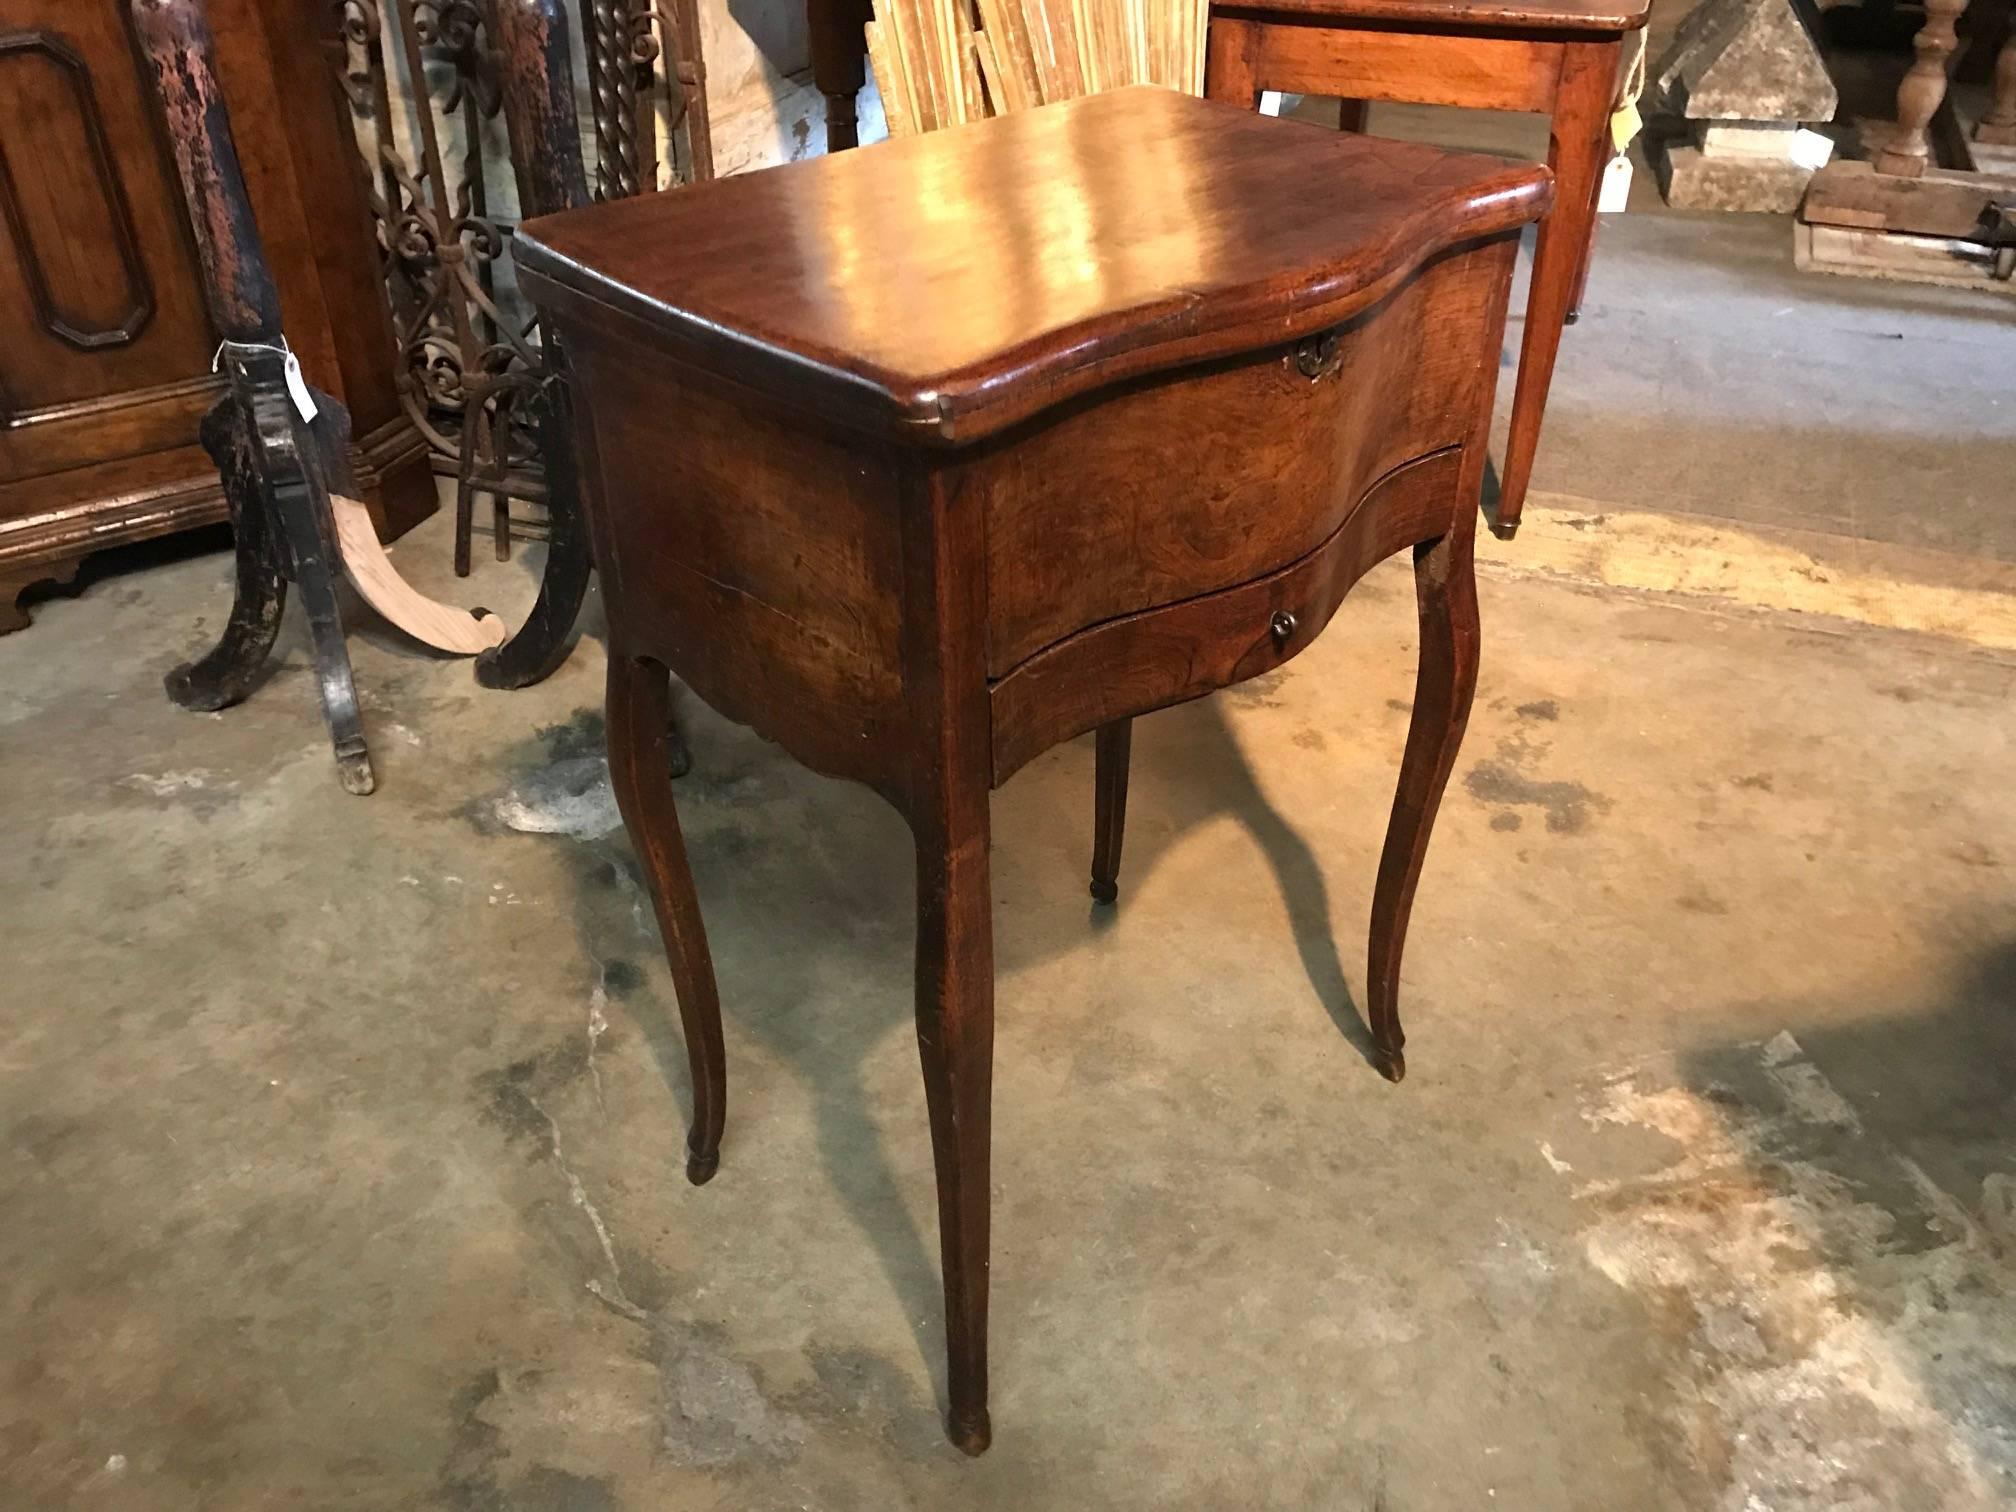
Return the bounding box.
[1294,330,1344,381]
[1270,609,1298,646]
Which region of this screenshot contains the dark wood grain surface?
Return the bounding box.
[988,447,1463,780]
[978,243,1498,674]
[514,86,1550,442]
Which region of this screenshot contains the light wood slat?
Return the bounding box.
[977,0,1041,109]
[866,19,914,135]
[868,0,1213,132]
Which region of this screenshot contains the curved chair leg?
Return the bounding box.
[606,651,725,1181]
[1089,718,1132,903]
[913,789,995,1455]
[1367,527,1480,1083]
[166,397,287,713]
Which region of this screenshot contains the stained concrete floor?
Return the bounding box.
[1304,99,2016,562]
[6,202,2016,1512]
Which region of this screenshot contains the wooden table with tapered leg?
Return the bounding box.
[513,86,1549,1454]
[1205,0,1649,535]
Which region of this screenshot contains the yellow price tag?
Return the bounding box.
[1611,98,1643,154]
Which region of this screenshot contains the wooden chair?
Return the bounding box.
[1203,0,1653,536]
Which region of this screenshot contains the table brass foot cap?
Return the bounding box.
[947,1408,992,1456]
[686,1147,720,1185]
[1089,876,1118,904]
[1375,1047,1406,1083]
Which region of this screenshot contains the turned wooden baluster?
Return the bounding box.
[1874,0,1968,176]
[1978,29,2016,146]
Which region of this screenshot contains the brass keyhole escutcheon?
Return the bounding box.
[1270,609,1297,645]
[1294,329,1344,381]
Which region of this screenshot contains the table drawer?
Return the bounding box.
[979,242,1499,678]
[989,446,1461,782]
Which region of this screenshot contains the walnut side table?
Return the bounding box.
[1205,0,1651,535]
[514,87,1549,1454]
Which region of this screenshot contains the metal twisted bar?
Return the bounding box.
[327,0,709,514]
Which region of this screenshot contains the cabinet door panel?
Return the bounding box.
[0,0,219,477]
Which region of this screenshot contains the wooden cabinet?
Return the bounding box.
[0,0,431,632]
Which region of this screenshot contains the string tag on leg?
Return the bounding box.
[212,337,318,423]
[282,351,319,423]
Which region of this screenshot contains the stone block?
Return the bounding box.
[1654,0,1838,123]
[1657,142,1816,212]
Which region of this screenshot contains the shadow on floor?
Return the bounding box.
[505,662,1415,1413]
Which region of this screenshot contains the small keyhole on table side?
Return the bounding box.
[1293,329,1344,381]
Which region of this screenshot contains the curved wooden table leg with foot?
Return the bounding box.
[516,90,1546,1454]
[1368,523,1481,1082]
[606,651,727,1182]
[912,777,996,1456]
[1090,719,1132,903]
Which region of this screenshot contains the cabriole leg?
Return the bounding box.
[1090,718,1132,903]
[606,652,726,1181]
[165,397,287,713]
[913,795,996,1454]
[1367,525,1481,1083]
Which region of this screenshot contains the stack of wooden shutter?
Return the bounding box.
[868,0,1209,136]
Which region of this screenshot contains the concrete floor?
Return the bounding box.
[1319,100,2016,561]
[6,199,2016,1509]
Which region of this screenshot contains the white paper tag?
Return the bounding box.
[282,351,319,423]
[1790,128,1836,172]
[1598,155,1633,214]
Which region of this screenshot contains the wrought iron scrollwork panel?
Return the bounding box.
[331,0,711,567]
